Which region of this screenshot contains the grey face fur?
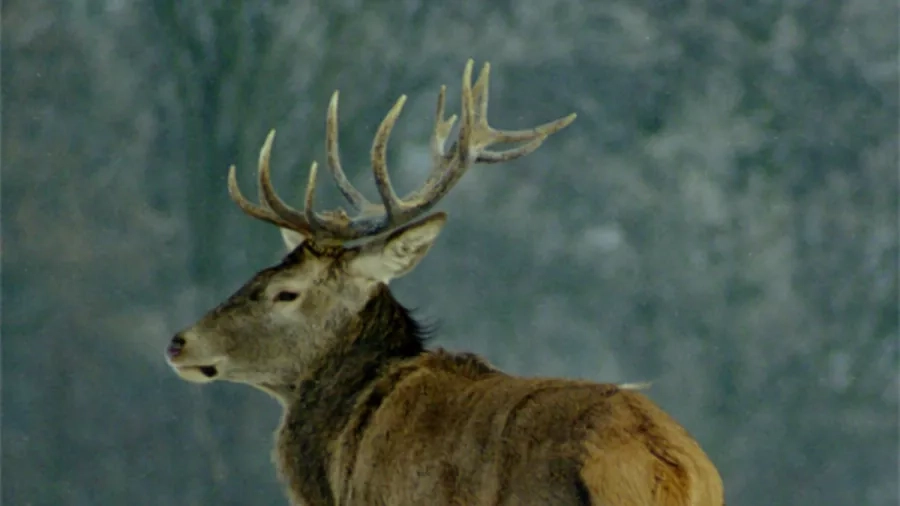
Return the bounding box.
[165,214,446,394]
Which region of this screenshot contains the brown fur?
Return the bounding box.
[268,286,724,505]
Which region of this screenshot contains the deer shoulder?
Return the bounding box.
[166,59,724,506]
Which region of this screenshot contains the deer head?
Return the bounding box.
[165,60,576,398]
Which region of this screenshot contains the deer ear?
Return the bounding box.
[349,213,447,284]
[280,228,307,251]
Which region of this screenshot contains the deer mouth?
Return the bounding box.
[194,365,219,378]
[171,363,221,383]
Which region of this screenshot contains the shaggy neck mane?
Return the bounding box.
[277,284,429,505]
[292,283,428,402]
[344,283,429,359]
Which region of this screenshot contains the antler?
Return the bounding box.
[227,59,577,244]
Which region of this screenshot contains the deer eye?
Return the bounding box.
[274,291,299,302]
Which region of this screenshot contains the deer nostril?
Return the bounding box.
[167,334,186,359]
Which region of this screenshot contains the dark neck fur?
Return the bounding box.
[276,285,427,505]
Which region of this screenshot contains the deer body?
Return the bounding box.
[276,287,720,506]
[166,60,724,505]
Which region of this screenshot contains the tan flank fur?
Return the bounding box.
[166,59,724,506]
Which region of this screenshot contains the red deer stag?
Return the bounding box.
[166,59,724,506]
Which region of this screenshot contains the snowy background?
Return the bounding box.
[5,1,898,505]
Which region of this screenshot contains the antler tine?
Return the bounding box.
[227,164,302,232]
[456,59,477,166]
[472,61,491,126]
[256,130,319,236]
[430,85,458,172]
[474,112,577,164]
[299,161,339,238]
[467,61,577,161]
[475,113,577,163]
[295,157,359,241]
[326,91,373,213]
[226,130,314,235]
[370,95,409,222]
[395,85,459,205]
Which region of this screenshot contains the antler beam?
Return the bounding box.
[227,59,577,243]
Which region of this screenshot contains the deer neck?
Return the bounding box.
[290,284,425,400]
[273,285,426,503]
[254,284,425,405]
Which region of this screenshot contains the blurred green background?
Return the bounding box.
[4,1,897,505]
